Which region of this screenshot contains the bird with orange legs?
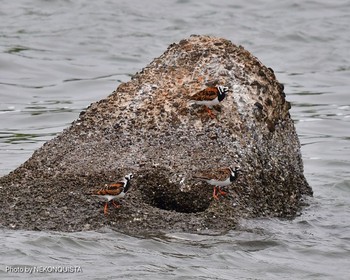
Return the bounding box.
[188,86,229,118]
[193,167,240,200]
[88,173,133,215]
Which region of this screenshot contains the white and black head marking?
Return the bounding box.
[217,86,229,102]
[123,173,133,193]
[125,173,133,181]
[229,166,240,182]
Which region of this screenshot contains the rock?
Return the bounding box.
[0,35,312,234]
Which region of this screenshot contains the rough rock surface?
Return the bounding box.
[0,35,312,234]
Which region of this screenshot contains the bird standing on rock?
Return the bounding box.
[88,173,133,215]
[188,86,229,118]
[193,167,240,200]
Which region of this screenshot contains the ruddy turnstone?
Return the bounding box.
[89,173,133,215]
[193,167,240,200]
[188,86,229,118]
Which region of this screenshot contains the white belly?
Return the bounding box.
[207,177,231,186]
[96,193,125,201]
[101,195,116,201]
[194,98,220,107]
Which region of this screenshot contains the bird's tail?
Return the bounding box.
[85,190,98,196]
[85,187,105,196]
[192,175,209,181]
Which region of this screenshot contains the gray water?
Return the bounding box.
[1,0,349,279]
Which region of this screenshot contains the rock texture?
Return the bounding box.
[0,35,312,234]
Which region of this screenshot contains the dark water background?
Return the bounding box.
[1,0,349,279]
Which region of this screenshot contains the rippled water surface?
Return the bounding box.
[1,0,349,279]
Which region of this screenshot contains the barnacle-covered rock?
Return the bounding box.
[0,35,312,233]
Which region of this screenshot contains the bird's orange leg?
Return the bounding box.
[213,187,219,200]
[103,202,109,215]
[205,107,216,119]
[217,187,227,196]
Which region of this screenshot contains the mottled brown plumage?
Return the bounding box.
[189,87,221,102]
[189,86,229,118]
[92,182,124,197]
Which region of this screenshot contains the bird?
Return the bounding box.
[88,173,133,215]
[193,167,240,200]
[188,86,229,118]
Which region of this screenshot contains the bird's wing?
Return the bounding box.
[91,182,124,196]
[192,175,212,181]
[193,168,231,181]
[189,87,218,101]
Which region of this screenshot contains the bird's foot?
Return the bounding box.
[217,187,227,196]
[206,107,217,119]
[112,200,121,209]
[212,187,220,200]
